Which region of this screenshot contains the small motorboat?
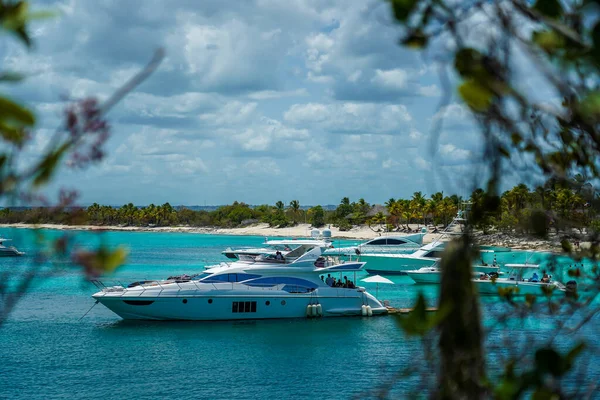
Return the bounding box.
[0,238,24,257]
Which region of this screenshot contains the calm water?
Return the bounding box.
[0,229,598,399]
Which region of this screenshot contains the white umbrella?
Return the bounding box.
[361,275,394,298]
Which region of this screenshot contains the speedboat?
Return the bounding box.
[221,238,332,261]
[406,261,502,284]
[472,263,567,295]
[92,247,387,321]
[324,232,424,257]
[0,238,24,257]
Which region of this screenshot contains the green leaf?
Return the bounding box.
[0,96,35,126]
[394,293,451,336]
[401,29,428,49]
[0,121,26,145]
[32,142,69,187]
[533,0,563,18]
[578,91,600,121]
[454,48,485,78]
[535,348,562,376]
[458,80,493,112]
[389,0,418,22]
[0,71,25,82]
[532,30,565,53]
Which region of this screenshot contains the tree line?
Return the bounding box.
[0,178,596,235]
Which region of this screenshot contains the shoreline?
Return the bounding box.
[0,222,565,252]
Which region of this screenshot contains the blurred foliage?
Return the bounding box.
[385,0,600,398]
[0,1,163,326]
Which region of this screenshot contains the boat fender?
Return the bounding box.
[306,304,312,317]
[316,304,322,317]
[361,305,367,316]
[366,305,373,317]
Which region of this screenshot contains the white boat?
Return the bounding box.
[406,262,502,284]
[472,263,567,296]
[222,235,332,260]
[324,232,424,257]
[92,247,386,321]
[358,210,510,275]
[0,238,24,257]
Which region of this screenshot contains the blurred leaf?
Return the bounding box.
[401,29,428,49]
[532,30,565,53]
[0,1,32,47]
[529,210,549,238]
[578,90,600,122]
[454,48,485,78]
[0,71,25,82]
[73,246,128,277]
[535,348,562,376]
[389,0,418,22]
[0,96,35,126]
[458,80,493,111]
[561,239,572,252]
[394,292,450,336]
[592,21,600,65]
[32,142,69,187]
[0,121,26,145]
[533,0,563,18]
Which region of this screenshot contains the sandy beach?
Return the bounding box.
[0,222,567,251]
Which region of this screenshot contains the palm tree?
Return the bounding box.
[288,200,300,223]
[275,201,285,211]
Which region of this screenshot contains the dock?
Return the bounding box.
[386,307,439,314]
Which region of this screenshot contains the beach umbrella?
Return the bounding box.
[361,275,394,299]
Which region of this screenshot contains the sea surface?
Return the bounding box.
[0,229,599,399]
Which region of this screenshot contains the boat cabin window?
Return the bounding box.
[243,276,318,289]
[201,273,261,283]
[423,250,444,258]
[232,301,257,313]
[368,238,407,245]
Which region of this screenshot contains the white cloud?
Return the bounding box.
[371,69,409,90]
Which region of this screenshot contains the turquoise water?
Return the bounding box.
[0,229,598,399]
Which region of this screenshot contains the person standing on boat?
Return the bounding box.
[325,274,333,287]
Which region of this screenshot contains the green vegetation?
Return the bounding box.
[1,179,597,236]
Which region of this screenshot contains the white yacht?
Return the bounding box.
[92,247,387,321]
[0,238,24,257]
[324,232,424,257]
[221,238,332,261]
[406,261,502,284]
[472,263,567,296]
[357,212,510,275]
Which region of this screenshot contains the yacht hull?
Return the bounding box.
[93,289,386,321]
[362,255,435,275]
[473,280,564,296]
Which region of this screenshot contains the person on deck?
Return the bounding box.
[325,274,333,287]
[275,251,284,261]
[529,272,539,282]
[541,271,550,283]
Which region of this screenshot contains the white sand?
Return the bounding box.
[0,222,563,251]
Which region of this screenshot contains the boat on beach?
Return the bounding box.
[0,238,24,256]
[92,246,386,321]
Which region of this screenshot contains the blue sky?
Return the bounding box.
[2,0,496,206]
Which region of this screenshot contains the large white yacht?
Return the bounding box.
[0,238,24,257]
[324,232,424,257]
[92,247,387,321]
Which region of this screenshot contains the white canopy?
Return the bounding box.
[361,275,394,284]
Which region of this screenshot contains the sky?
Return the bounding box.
[1,0,501,206]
